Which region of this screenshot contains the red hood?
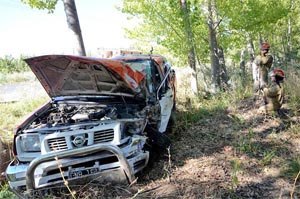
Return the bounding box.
[25,55,145,98]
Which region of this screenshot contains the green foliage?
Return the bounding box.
[121,0,191,66]
[0,56,29,74]
[120,0,296,73]
[21,0,58,13]
[217,0,290,32]
[0,184,16,199]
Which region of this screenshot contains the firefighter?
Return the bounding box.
[252,42,274,94]
[259,68,285,114]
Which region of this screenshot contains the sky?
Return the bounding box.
[0,0,134,57]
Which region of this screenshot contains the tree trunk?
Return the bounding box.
[287,0,294,63]
[240,49,245,75]
[63,0,86,56]
[246,33,255,67]
[240,48,247,86]
[287,16,293,64]
[218,47,229,90]
[207,0,220,92]
[180,0,198,94]
[281,36,287,66]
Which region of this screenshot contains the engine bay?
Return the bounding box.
[26,99,144,130]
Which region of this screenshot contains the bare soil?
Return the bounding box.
[44,97,300,199]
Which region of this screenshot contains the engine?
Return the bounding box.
[26,101,142,130]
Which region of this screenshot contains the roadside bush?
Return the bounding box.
[0,55,29,74]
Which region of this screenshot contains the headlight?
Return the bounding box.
[20,134,41,152]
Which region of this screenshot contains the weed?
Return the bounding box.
[229,159,240,195]
[259,149,277,166]
[283,158,300,179]
[236,130,257,154]
[233,159,240,182]
[0,184,16,199]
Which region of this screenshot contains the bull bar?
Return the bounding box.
[21,143,135,196]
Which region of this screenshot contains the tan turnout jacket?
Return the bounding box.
[254,54,273,89]
[262,82,284,112]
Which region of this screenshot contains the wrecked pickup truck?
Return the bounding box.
[5,54,176,197]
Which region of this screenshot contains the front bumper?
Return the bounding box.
[6,143,149,197]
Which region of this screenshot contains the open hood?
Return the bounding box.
[25,55,145,98]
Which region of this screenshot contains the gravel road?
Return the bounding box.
[0,81,48,103]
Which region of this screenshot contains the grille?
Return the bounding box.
[47,129,115,152]
[94,129,114,143]
[47,137,68,151]
[134,159,146,171]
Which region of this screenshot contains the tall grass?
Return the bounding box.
[285,66,300,111]
[0,96,49,142]
[0,72,36,85]
[284,158,300,178]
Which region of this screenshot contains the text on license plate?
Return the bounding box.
[69,168,100,179]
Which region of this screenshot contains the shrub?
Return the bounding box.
[0,55,29,74]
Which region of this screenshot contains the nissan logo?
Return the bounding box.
[72,135,86,147]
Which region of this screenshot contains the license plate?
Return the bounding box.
[69,168,100,179]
